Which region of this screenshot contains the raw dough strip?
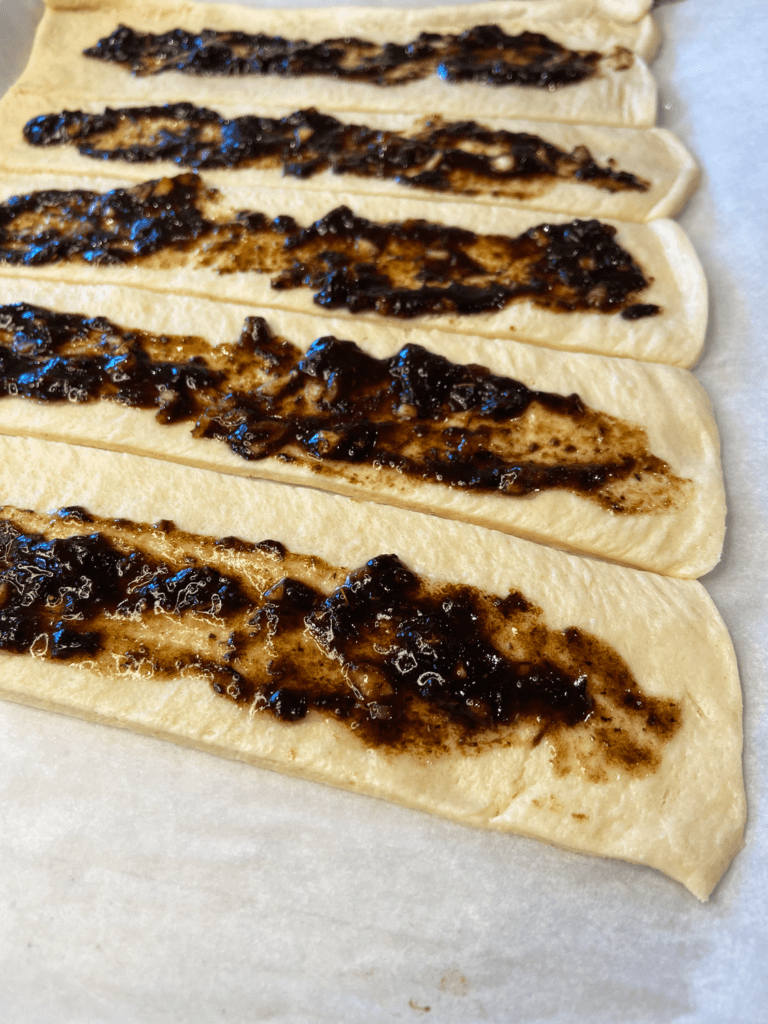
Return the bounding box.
[1,91,698,222]
[0,278,724,579]
[39,0,658,25]
[14,0,659,127]
[0,432,744,901]
[0,172,708,367]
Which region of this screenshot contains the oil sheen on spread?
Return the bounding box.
[0,505,681,773]
[83,24,624,89]
[0,302,689,513]
[23,105,649,202]
[0,174,660,320]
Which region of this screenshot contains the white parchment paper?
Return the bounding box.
[0,0,766,1020]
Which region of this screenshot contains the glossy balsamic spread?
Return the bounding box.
[0,302,688,513]
[24,105,648,200]
[0,505,680,770]
[84,24,612,89]
[0,174,659,320]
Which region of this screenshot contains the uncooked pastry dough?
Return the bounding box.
[0,432,744,900]
[0,278,725,578]
[0,171,708,367]
[0,91,698,223]
[13,0,659,127]
[0,0,742,905]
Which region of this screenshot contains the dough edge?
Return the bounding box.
[0,90,697,223]
[0,277,725,577]
[14,0,659,127]
[0,171,708,366]
[0,432,746,900]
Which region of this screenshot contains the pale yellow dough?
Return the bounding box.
[0,433,744,900]
[0,172,708,367]
[0,91,698,223]
[0,278,724,578]
[14,0,659,127]
[0,0,743,908]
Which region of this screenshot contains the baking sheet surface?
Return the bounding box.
[0,0,766,1020]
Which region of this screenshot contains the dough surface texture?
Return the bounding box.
[0,92,698,222]
[0,279,724,578]
[0,172,708,366]
[0,433,745,901]
[14,0,659,127]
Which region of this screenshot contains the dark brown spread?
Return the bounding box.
[83,24,616,89]
[0,505,680,772]
[0,302,688,513]
[0,174,659,320]
[24,104,648,201]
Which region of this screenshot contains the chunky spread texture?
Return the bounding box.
[0,0,743,903]
[0,301,688,514]
[83,24,613,89]
[22,104,649,200]
[0,174,659,320]
[0,503,680,771]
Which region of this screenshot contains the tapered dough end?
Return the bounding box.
[649,218,709,369]
[644,129,701,221]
